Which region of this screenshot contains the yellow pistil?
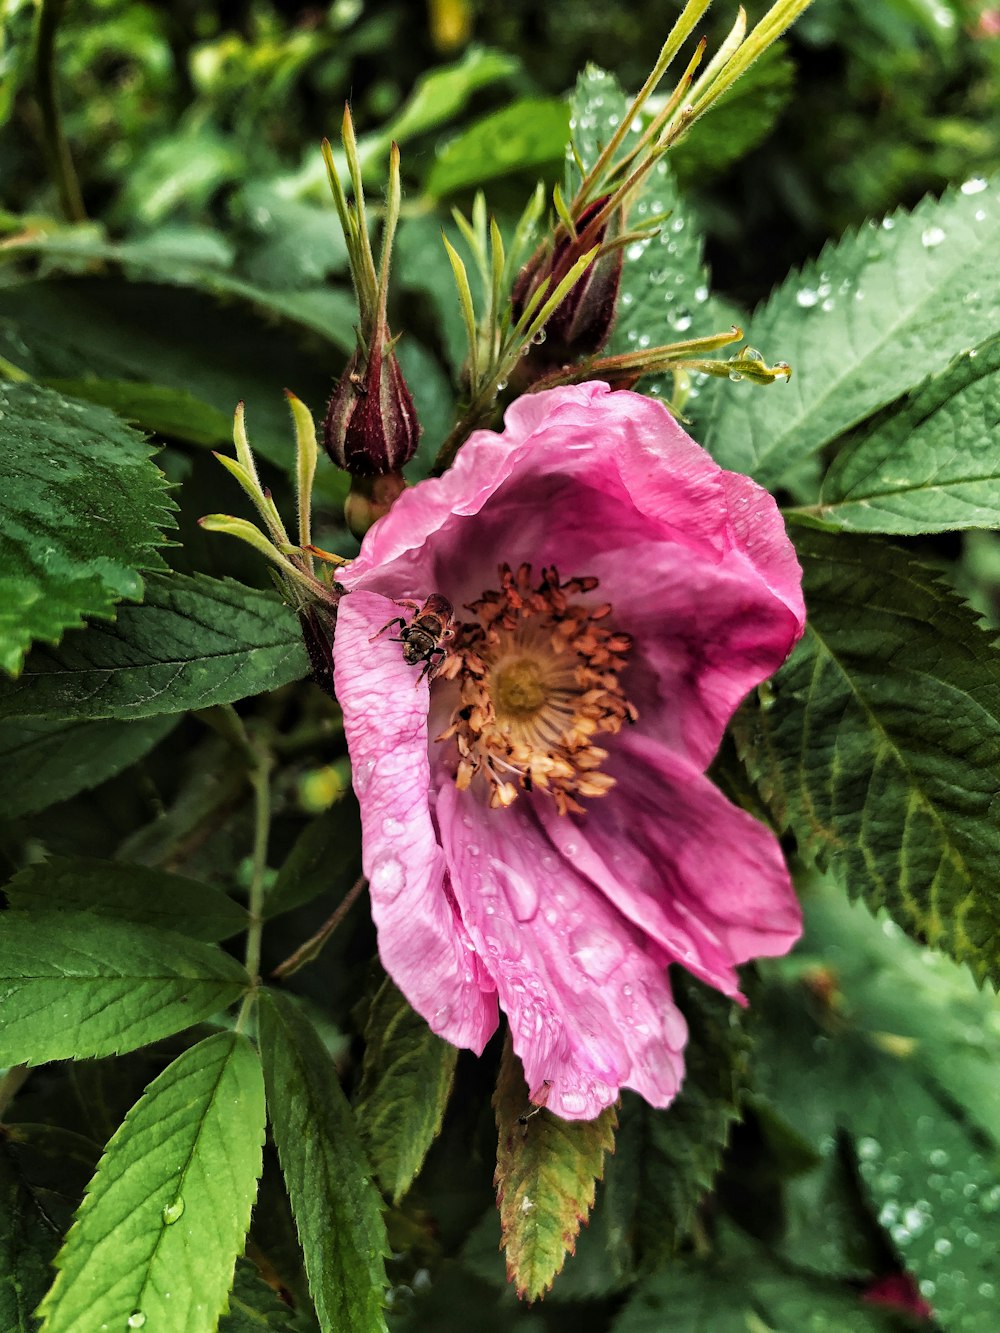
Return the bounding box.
[435,564,637,814]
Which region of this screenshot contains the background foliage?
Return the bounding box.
[2,1,1000,1330]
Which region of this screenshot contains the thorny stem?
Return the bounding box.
[270,875,368,980]
[34,0,86,224]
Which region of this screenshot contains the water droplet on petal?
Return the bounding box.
[559,1091,588,1115]
[370,855,406,901]
[494,860,540,923]
[162,1198,185,1225]
[569,925,625,983]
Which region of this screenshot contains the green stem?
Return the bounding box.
[34,0,86,224]
[243,748,273,988]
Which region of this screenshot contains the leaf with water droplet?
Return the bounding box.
[735,528,1000,992]
[704,176,1000,492]
[36,1033,265,1333]
[816,334,1000,534]
[493,1033,616,1300]
[752,885,1000,1332]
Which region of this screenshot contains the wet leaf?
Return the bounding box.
[38,1033,265,1333]
[493,1034,616,1300]
[0,381,174,677]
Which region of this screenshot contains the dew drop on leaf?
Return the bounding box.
[162,1197,185,1225]
[127,1314,147,1329]
[921,225,946,248]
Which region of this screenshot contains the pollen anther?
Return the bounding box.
[435,564,637,815]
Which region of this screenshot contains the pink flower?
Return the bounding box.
[333,382,805,1119]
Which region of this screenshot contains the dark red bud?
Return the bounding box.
[323,337,420,477]
[513,196,625,369]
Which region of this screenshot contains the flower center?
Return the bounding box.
[436,563,637,815]
[492,656,552,717]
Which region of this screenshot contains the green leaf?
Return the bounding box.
[0,278,339,472]
[425,98,570,199]
[0,912,249,1064]
[356,976,458,1204]
[0,714,178,819]
[257,990,389,1333]
[41,377,234,447]
[0,381,175,677]
[734,529,1000,986]
[234,181,349,290]
[703,177,1000,490]
[4,856,248,942]
[631,975,750,1266]
[377,47,518,149]
[3,226,357,353]
[0,1140,59,1333]
[814,336,1000,533]
[217,1259,299,1332]
[755,887,1000,1333]
[493,1033,616,1300]
[0,572,309,721]
[38,1032,265,1333]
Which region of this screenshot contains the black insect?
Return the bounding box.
[372,593,456,684]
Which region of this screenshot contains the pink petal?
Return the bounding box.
[435,779,688,1119]
[333,592,498,1052]
[718,468,806,626]
[584,538,803,767]
[536,734,802,1000]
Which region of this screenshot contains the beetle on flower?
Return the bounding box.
[332,381,806,1120]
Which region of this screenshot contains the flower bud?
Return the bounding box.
[513,196,625,371]
[324,337,420,477]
